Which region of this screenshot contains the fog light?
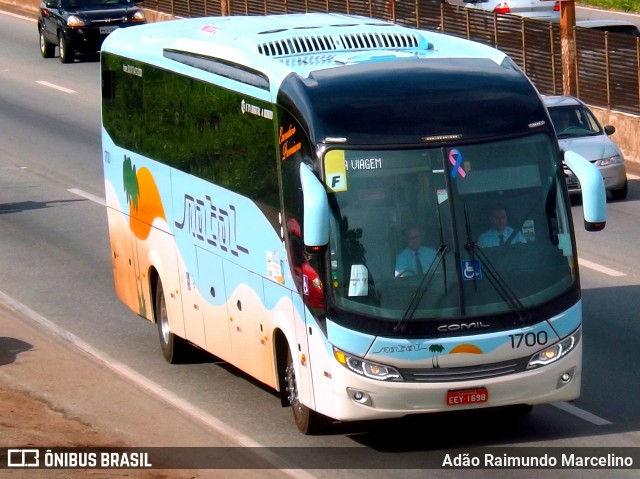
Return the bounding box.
[556,369,575,388]
[347,388,372,406]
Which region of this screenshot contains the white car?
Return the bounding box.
[446,0,560,20]
[543,95,628,200]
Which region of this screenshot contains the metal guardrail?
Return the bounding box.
[140,0,640,115]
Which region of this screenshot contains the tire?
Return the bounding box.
[610,180,628,201]
[155,278,189,364]
[39,30,55,58]
[58,32,74,64]
[285,348,329,435]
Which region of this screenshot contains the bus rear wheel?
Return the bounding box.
[155,278,189,364]
[285,348,328,435]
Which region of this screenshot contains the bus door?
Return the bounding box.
[196,247,232,362]
[223,261,267,380]
[176,247,207,350]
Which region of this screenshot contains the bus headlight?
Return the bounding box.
[333,347,403,381]
[527,328,581,368]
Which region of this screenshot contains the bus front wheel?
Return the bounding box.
[285,348,328,435]
[155,278,189,364]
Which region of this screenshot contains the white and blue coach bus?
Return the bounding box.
[100,13,606,434]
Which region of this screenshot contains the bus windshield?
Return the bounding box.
[326,133,575,325]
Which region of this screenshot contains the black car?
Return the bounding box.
[38,0,146,63]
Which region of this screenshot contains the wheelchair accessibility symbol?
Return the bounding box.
[461,260,482,280]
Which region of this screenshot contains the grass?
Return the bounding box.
[578,0,640,13]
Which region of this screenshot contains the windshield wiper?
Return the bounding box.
[394,244,448,333]
[467,242,528,323]
[463,204,528,324]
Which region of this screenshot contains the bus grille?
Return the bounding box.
[398,357,530,383]
[257,32,421,57]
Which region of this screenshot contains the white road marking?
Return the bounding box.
[552,401,612,426]
[0,10,34,20]
[36,80,76,94]
[68,188,106,207]
[0,289,316,478]
[578,258,626,277]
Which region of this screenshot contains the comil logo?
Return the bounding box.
[7,449,39,467]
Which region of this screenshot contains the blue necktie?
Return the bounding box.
[415,251,423,275]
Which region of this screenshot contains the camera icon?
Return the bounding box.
[7,449,40,467]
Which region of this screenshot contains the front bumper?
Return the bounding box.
[322,340,581,422]
[63,24,137,54]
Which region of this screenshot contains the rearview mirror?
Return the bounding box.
[299,163,329,247]
[564,151,607,231]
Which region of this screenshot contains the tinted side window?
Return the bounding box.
[101,52,279,209]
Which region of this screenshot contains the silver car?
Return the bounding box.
[446,0,560,20]
[543,95,628,200]
[576,19,640,37]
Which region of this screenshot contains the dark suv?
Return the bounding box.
[38,0,146,63]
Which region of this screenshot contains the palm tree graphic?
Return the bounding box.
[121,155,145,317]
[123,155,140,211]
[429,344,445,369]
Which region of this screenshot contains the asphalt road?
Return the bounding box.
[1,4,640,479]
[576,4,640,27]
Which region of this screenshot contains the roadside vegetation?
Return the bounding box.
[579,0,640,13]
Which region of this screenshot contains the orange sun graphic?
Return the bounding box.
[129,166,166,241]
[449,344,483,354]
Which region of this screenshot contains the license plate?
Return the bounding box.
[446,387,488,406]
[99,26,118,34]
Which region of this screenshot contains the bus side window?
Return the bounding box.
[102,69,115,100]
[286,217,324,308]
[286,217,305,269]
